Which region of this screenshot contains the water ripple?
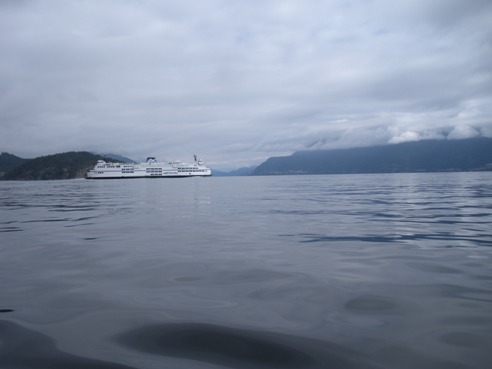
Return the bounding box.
[0,320,136,369]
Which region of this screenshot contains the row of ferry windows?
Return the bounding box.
[101,168,206,173]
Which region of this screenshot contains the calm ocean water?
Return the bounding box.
[1,173,491,369]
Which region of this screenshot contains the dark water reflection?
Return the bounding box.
[1,173,492,368]
[115,322,383,369]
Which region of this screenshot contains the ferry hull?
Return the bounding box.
[86,174,186,179]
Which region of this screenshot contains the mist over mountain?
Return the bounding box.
[253,138,492,175]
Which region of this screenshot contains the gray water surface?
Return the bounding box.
[1,173,491,368]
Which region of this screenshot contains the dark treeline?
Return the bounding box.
[0,152,28,175]
[2,151,109,180]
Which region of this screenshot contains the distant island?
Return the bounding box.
[253,137,492,175]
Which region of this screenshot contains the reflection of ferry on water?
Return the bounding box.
[86,155,212,179]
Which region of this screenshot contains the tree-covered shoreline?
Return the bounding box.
[1,151,111,180]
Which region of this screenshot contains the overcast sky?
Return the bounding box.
[1,0,491,169]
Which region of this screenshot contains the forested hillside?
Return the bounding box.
[3,151,109,180]
[0,153,28,177]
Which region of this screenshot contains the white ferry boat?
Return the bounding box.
[86,156,211,179]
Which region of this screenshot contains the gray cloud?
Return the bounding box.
[1,0,491,169]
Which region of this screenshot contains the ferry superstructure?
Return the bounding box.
[86,156,211,179]
[169,155,212,177]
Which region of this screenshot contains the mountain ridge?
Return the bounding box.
[253,137,492,175]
